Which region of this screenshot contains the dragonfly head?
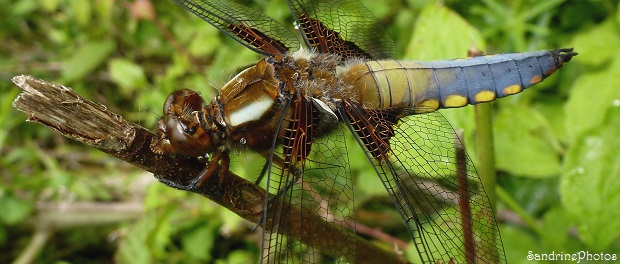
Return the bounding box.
[158,89,216,156]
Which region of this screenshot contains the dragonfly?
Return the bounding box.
[156,0,576,263]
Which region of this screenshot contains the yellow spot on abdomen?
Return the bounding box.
[415,99,439,113]
[444,94,467,107]
[503,84,522,95]
[545,68,557,76]
[474,90,496,103]
[529,75,542,84]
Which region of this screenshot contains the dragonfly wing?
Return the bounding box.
[261,96,357,263]
[342,106,507,263]
[262,108,356,263]
[286,0,396,60]
[172,0,299,57]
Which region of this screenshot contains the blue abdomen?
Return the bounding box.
[344,48,577,112]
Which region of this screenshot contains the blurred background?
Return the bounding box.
[1,0,619,263]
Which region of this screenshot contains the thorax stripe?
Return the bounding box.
[228,96,274,127]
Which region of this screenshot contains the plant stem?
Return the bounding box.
[475,102,501,262]
[475,103,497,206]
[495,186,544,236]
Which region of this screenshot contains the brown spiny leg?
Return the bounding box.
[343,102,402,162]
[192,149,229,189]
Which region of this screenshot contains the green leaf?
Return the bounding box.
[404,3,485,60]
[12,0,37,16]
[188,23,221,57]
[151,210,173,258]
[562,114,620,243]
[206,44,260,82]
[493,105,560,177]
[61,39,115,83]
[532,99,566,150]
[0,89,21,150]
[108,58,147,92]
[540,206,574,250]
[570,19,620,67]
[95,0,114,23]
[0,194,32,225]
[561,106,620,251]
[116,213,157,264]
[41,0,59,12]
[503,177,560,216]
[499,225,539,264]
[617,3,620,25]
[70,0,92,26]
[218,209,246,237]
[182,223,215,261]
[221,250,255,264]
[145,182,191,210]
[565,52,620,143]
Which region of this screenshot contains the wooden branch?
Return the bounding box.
[11,75,402,263]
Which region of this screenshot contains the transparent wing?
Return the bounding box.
[286,0,396,60]
[343,106,506,263]
[261,98,357,263]
[173,0,299,57]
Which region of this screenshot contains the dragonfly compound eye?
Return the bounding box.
[163,110,215,157]
[163,89,204,115]
[161,89,214,156]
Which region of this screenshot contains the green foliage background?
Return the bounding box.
[1,0,619,263]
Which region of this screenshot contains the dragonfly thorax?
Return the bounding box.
[158,51,354,158]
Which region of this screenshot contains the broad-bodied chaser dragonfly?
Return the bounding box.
[156,0,576,263]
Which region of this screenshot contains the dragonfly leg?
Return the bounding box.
[257,152,302,195]
[255,160,270,185]
[251,165,303,231]
[254,152,296,185]
[189,149,229,190]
